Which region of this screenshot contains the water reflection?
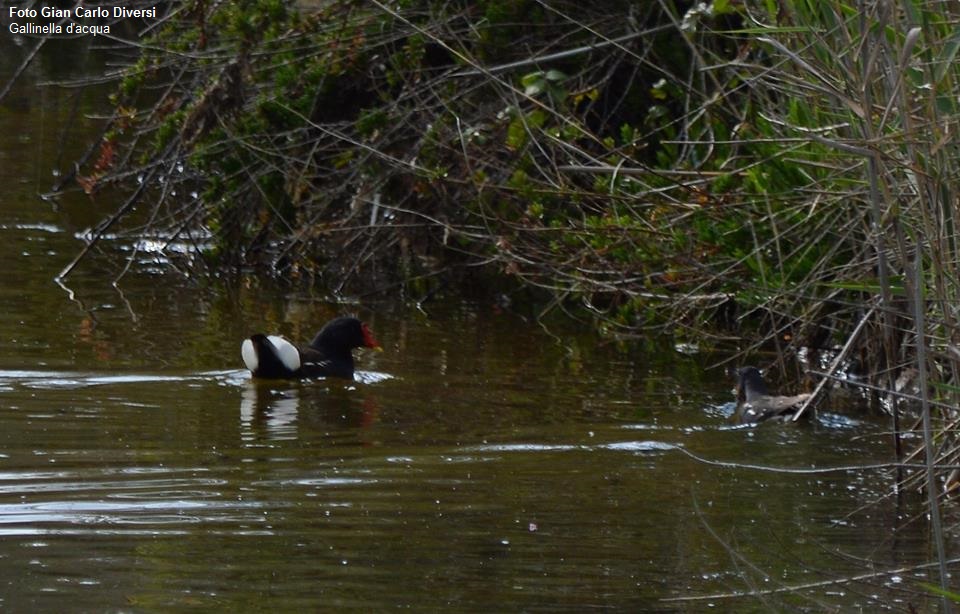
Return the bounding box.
[0,367,398,446]
[240,384,301,441]
[469,441,678,454]
[238,371,395,442]
[0,354,936,611]
[0,369,245,390]
[0,463,262,538]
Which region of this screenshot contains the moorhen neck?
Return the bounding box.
[733,366,811,423]
[241,316,382,380]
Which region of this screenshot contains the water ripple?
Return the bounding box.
[467,441,678,454]
[0,368,392,390]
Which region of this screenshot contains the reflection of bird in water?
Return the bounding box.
[240,385,301,440]
[732,366,811,424]
[241,317,382,379]
[239,380,384,443]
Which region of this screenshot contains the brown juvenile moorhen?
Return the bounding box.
[733,366,811,423]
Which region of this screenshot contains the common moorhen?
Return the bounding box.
[241,316,382,380]
[733,366,811,423]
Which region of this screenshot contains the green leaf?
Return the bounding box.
[712,0,735,15]
[521,71,545,94]
[918,582,960,604]
[520,72,540,87]
[935,27,960,83]
[544,69,566,82]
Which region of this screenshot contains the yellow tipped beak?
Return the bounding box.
[372,345,384,353]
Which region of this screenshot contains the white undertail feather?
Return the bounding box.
[267,335,301,372]
[241,339,258,372]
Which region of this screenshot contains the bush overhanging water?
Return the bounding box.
[57,0,960,494]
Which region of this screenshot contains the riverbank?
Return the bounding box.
[35,2,960,403]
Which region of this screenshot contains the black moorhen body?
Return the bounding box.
[242,316,381,380]
[733,366,811,423]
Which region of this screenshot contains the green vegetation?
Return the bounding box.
[66,0,960,406]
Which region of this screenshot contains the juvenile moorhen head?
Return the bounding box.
[732,366,811,424]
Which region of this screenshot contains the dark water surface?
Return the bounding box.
[0,34,946,612]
